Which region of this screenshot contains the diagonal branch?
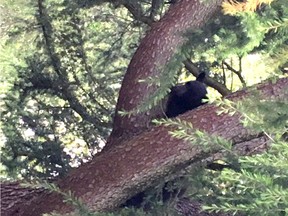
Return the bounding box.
[6,77,287,216]
[37,0,68,79]
[123,1,154,25]
[150,0,164,20]
[183,59,231,96]
[222,59,246,87]
[109,0,223,145]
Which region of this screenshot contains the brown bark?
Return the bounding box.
[1,182,46,216]
[2,77,287,216]
[108,0,223,147]
[2,1,287,215]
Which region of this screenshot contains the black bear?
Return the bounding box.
[165,72,207,118]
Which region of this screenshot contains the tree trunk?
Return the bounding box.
[108,0,223,147]
[2,77,287,216]
[2,0,288,215]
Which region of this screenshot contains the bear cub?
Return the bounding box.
[165,72,207,118]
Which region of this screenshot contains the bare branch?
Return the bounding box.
[5,77,287,216]
[222,59,246,87]
[110,0,223,144]
[150,0,164,20]
[183,59,231,96]
[123,1,154,26]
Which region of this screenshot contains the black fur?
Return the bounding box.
[165,72,207,118]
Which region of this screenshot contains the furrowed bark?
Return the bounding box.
[2,77,286,216]
[108,0,223,146]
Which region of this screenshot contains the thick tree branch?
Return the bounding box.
[1,182,46,215]
[109,0,223,146]
[3,1,286,216]
[3,77,287,216]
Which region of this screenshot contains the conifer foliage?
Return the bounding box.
[0,0,288,215]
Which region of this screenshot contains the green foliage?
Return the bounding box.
[0,0,142,179]
[32,181,94,216]
[186,0,288,61]
[122,51,186,116]
[35,180,159,216]
[201,91,288,215]
[153,118,232,153]
[0,0,287,203]
[216,92,288,135]
[126,0,288,116]
[180,0,288,91]
[151,85,288,215]
[203,141,288,215]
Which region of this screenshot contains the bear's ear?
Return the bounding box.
[196,72,206,82]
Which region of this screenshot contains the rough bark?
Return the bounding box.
[1,182,46,216]
[2,77,287,216]
[108,0,223,147]
[2,0,287,215]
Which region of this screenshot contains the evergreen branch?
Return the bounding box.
[63,13,110,113]
[265,18,288,32]
[26,181,95,216]
[36,0,110,128]
[37,0,68,80]
[60,88,110,128]
[222,0,274,15]
[154,118,233,153]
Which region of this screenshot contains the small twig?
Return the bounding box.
[123,1,154,26]
[222,59,246,87]
[150,0,164,20]
[221,61,227,86]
